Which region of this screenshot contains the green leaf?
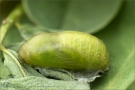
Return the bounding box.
[22,0,123,33]
[17,24,48,40]
[2,26,23,47]
[91,1,135,89]
[36,67,75,81]
[0,76,90,90]
[0,58,10,78]
[0,50,11,79]
[127,81,135,90]
[5,42,24,52]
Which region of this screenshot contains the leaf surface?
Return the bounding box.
[91,1,135,89]
[22,0,123,33]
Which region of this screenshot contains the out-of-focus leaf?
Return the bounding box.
[22,0,123,33]
[127,81,135,90]
[5,42,24,52]
[36,67,101,82]
[2,26,23,47]
[91,1,134,89]
[0,58,10,78]
[17,24,47,40]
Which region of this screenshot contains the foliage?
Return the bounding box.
[0,0,134,90]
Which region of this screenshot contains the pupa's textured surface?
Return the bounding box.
[19,31,109,71]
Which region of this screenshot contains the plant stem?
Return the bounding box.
[0,4,26,77]
[0,44,26,77]
[0,3,24,43]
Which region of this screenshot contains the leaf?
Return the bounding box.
[0,51,11,79]
[5,42,24,52]
[36,67,101,82]
[2,26,23,47]
[17,24,48,40]
[127,81,135,90]
[91,1,134,89]
[22,0,123,33]
[35,67,75,81]
[0,58,10,78]
[0,76,90,90]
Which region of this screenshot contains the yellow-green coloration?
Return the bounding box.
[19,31,109,71]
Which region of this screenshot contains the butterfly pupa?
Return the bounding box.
[18,31,109,71]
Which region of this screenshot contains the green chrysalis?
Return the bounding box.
[18,31,109,71]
